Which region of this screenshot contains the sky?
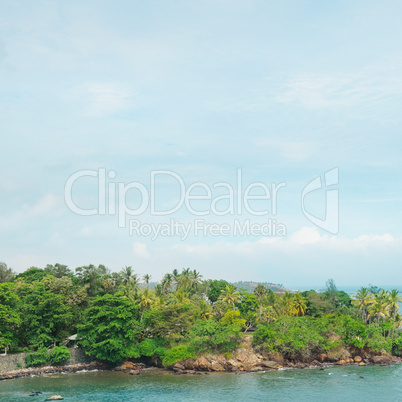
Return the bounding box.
[1,0,402,287]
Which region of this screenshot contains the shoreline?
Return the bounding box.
[1,356,401,382]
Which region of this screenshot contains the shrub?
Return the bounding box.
[252,317,326,361]
[162,345,195,366]
[17,362,23,369]
[189,319,243,354]
[26,349,49,367]
[138,338,167,359]
[50,346,70,365]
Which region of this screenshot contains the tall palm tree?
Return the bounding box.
[138,289,154,321]
[189,269,203,292]
[253,284,268,319]
[143,274,151,290]
[387,289,402,337]
[219,285,241,307]
[121,266,134,286]
[172,269,180,291]
[161,273,173,294]
[352,287,373,322]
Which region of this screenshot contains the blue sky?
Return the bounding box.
[1,0,402,287]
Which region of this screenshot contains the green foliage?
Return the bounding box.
[253,317,327,361]
[162,345,195,366]
[49,346,70,365]
[207,280,230,303]
[0,283,20,350]
[17,281,73,348]
[220,310,246,328]
[26,349,49,367]
[138,338,167,359]
[189,319,243,354]
[17,362,23,369]
[15,267,49,283]
[77,294,141,364]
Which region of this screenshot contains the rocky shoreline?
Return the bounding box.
[0,361,108,381]
[1,346,401,381]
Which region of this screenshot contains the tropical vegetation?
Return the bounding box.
[1,262,402,367]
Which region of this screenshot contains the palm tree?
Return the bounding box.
[281,292,297,316]
[189,269,203,292]
[143,274,151,290]
[293,293,307,316]
[219,285,241,307]
[259,305,277,324]
[368,297,389,327]
[172,269,180,291]
[138,289,154,321]
[352,287,373,322]
[121,266,134,286]
[253,284,268,319]
[161,273,173,294]
[387,289,402,337]
[197,299,213,320]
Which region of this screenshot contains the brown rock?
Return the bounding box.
[359,362,366,366]
[173,363,185,372]
[261,360,282,369]
[118,361,142,371]
[372,356,392,365]
[336,359,346,365]
[317,353,328,362]
[354,356,362,363]
[129,369,141,375]
[211,362,225,372]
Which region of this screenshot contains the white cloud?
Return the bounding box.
[133,242,152,260]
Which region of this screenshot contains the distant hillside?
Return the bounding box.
[232,281,286,293]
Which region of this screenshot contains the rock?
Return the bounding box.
[336,360,346,365]
[173,363,185,372]
[261,360,282,369]
[372,356,392,364]
[317,353,327,362]
[46,396,63,401]
[128,370,141,375]
[354,356,362,363]
[359,362,366,366]
[327,346,350,361]
[346,358,354,364]
[211,362,225,372]
[117,361,142,372]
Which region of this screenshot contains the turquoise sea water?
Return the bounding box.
[1,365,401,401]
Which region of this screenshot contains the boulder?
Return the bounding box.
[211,361,225,372]
[359,362,366,366]
[327,346,350,361]
[117,361,142,372]
[336,360,346,365]
[316,353,328,362]
[128,370,141,375]
[173,363,185,372]
[372,356,392,365]
[354,356,362,363]
[261,360,282,369]
[46,396,63,401]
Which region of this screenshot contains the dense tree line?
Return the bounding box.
[1,263,402,366]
